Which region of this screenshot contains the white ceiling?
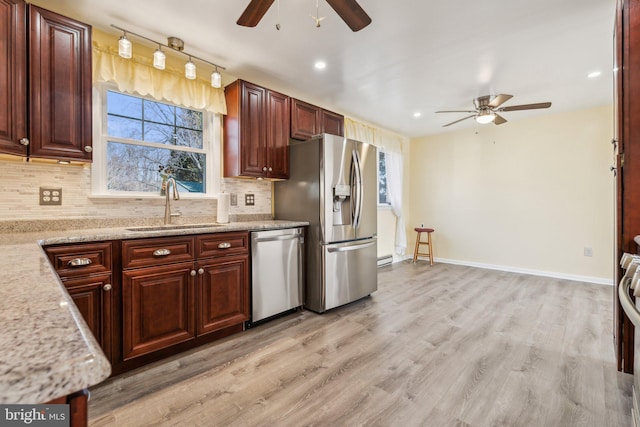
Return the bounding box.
[40,0,616,138]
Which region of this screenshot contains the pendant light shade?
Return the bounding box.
[211,69,222,88]
[118,35,132,58]
[153,48,166,70]
[185,58,196,80]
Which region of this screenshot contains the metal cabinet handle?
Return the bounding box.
[268,167,273,172]
[198,268,204,275]
[103,284,112,291]
[84,146,93,153]
[19,137,29,146]
[153,248,171,256]
[68,258,92,267]
[190,270,197,276]
[217,242,231,249]
[262,166,268,172]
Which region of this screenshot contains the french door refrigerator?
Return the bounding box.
[275,133,377,313]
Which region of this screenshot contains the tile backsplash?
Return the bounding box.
[0,159,272,225]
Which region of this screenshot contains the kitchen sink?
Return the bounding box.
[126,223,224,232]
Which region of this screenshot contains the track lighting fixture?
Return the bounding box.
[111,25,225,85]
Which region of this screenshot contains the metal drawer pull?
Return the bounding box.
[217,242,231,249]
[68,258,92,267]
[190,270,197,276]
[153,248,172,256]
[198,268,204,275]
[103,284,112,291]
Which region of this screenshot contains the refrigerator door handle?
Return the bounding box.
[351,149,363,229]
[327,240,376,253]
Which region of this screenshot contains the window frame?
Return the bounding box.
[377,149,390,207]
[91,83,221,199]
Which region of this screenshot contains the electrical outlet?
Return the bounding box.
[245,193,255,206]
[584,247,593,257]
[230,193,238,206]
[40,187,62,206]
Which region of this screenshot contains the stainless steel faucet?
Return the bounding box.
[164,178,180,225]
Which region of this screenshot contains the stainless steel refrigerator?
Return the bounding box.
[274,133,377,313]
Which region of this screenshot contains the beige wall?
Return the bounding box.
[409,105,614,284]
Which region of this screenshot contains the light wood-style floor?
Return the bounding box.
[88,261,633,427]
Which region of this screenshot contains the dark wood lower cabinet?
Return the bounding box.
[122,262,195,361]
[197,254,249,335]
[63,273,113,361]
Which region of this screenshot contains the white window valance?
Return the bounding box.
[92,43,227,115]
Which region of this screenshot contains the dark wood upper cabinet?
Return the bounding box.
[224,79,289,179]
[290,98,321,140]
[290,98,344,140]
[0,0,27,156]
[322,109,345,138]
[0,1,92,162]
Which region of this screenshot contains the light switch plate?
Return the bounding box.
[40,187,62,206]
[230,193,238,206]
[245,193,255,206]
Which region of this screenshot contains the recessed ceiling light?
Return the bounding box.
[588,71,602,78]
[314,61,327,70]
[413,112,422,118]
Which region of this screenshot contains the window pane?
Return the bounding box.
[144,100,174,125]
[378,151,388,204]
[176,107,203,130]
[144,122,176,144]
[107,142,205,193]
[107,91,142,119]
[107,115,142,140]
[175,128,203,149]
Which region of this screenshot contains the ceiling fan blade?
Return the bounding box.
[325,0,372,32]
[488,94,513,108]
[500,102,552,112]
[442,115,475,127]
[237,0,275,27]
[435,110,477,114]
[493,114,507,125]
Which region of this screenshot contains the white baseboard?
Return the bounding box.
[393,255,613,286]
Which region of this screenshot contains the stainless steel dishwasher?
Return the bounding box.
[250,227,304,324]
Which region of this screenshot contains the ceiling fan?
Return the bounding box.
[237,0,372,32]
[436,95,552,127]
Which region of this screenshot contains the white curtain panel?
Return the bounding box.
[385,150,407,255]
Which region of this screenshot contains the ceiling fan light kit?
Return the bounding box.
[436,94,552,127]
[111,25,226,87]
[237,0,372,32]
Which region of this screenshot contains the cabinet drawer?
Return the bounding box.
[197,232,249,258]
[46,242,112,278]
[122,237,195,269]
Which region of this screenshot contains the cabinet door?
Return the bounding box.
[240,81,267,176]
[63,273,113,360]
[122,263,195,360]
[291,98,321,140]
[266,90,290,179]
[321,109,344,137]
[0,0,27,156]
[196,255,249,336]
[28,5,92,162]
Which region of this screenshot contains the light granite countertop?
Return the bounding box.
[0,219,307,404]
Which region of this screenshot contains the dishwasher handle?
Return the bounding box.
[253,233,302,243]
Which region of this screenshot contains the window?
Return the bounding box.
[93,86,219,197]
[378,150,389,205]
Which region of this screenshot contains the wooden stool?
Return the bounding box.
[413,227,435,265]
